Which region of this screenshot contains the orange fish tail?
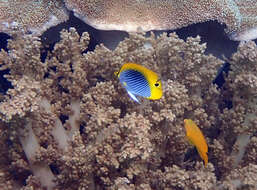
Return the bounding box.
[199,150,208,167]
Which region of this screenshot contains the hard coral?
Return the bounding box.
[0,27,256,189]
[1,0,257,40]
[64,0,257,40]
[0,0,68,36]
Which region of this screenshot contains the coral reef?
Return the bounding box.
[0,28,256,189]
[0,0,68,36]
[65,0,257,41]
[1,1,257,40]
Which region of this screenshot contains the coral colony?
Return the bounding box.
[0,0,68,36]
[1,0,257,40]
[0,1,256,190]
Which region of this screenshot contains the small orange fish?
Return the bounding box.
[184,119,208,167]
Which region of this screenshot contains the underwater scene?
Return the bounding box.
[0,1,256,190]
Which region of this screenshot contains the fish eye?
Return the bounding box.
[154,82,159,87]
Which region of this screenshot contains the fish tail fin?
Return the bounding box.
[199,151,208,167]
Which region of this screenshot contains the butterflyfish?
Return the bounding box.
[114,63,162,103]
[184,119,208,167]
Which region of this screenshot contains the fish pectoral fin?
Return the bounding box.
[123,82,127,86]
[186,137,195,146]
[127,91,140,103]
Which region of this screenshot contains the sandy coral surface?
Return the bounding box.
[0,28,256,190]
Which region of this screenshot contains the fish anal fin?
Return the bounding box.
[127,91,140,103]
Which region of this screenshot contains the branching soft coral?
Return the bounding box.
[221,164,257,190]
[241,136,257,166]
[0,27,256,190]
[221,41,257,135]
[150,163,217,190]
